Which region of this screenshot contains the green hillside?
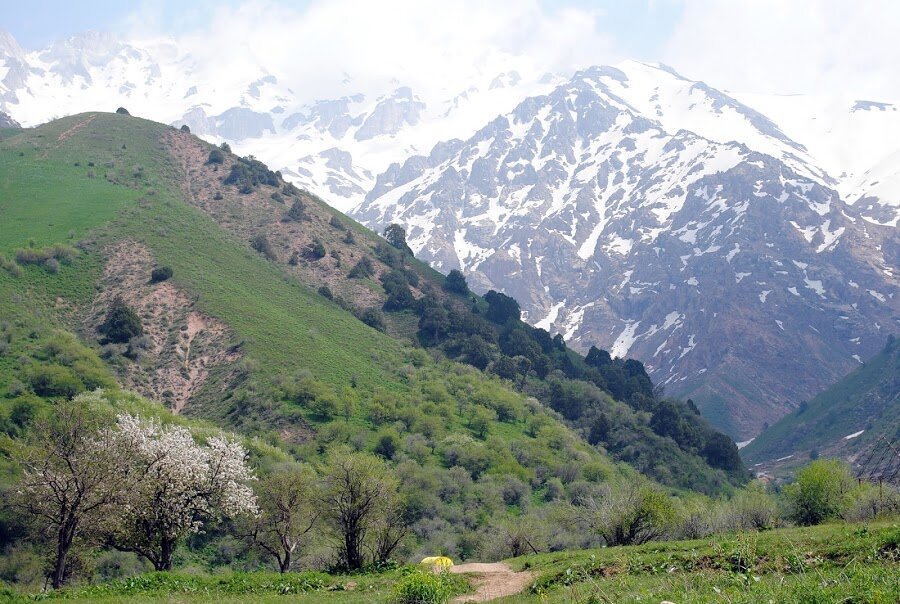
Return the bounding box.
[0,112,752,576]
[1,111,746,493]
[742,336,900,476]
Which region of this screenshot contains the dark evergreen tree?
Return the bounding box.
[585,346,612,368]
[207,149,225,164]
[588,413,611,445]
[383,223,411,254]
[99,296,143,344]
[149,266,173,283]
[484,290,520,324]
[443,269,469,294]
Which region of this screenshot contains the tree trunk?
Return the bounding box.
[156,538,175,571]
[279,550,291,573]
[51,518,77,589]
[345,528,362,570]
[51,539,68,589]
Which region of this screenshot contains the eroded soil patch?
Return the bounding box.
[88,241,239,413]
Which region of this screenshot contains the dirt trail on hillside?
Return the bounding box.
[451,562,535,602]
[57,115,95,142]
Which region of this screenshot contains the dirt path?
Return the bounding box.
[451,562,535,602]
[57,115,95,142]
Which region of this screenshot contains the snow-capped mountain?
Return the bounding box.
[355,63,899,439]
[0,29,558,211]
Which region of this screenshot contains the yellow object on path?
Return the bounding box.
[420,556,454,570]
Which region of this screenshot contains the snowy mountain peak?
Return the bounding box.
[0,28,897,438]
[353,67,899,439]
[0,29,26,61]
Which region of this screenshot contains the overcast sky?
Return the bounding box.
[4,0,898,99]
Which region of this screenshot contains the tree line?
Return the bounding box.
[9,391,404,588]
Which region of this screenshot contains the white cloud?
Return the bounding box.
[664,0,900,99]
[129,0,618,105]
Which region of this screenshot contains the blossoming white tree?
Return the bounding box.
[107,414,257,571]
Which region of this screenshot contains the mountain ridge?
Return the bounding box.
[2,28,898,439]
[354,66,899,439]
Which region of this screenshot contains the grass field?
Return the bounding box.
[511,521,899,603]
[1,521,895,603]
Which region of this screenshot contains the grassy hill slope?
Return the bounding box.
[0,111,745,520]
[2,111,746,492]
[0,112,637,561]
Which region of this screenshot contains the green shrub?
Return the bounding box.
[225,156,279,191]
[0,254,21,277]
[14,247,50,265]
[393,570,462,604]
[283,200,307,222]
[581,484,676,546]
[26,363,83,398]
[99,296,144,344]
[13,244,76,273]
[207,149,225,164]
[348,257,374,279]
[150,266,173,283]
[115,107,130,115]
[304,239,326,260]
[722,481,780,531]
[180,124,191,133]
[250,234,277,261]
[318,285,333,300]
[784,459,855,526]
[359,307,385,331]
[374,429,400,460]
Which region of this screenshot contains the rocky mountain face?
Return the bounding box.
[742,335,900,481]
[355,65,899,439]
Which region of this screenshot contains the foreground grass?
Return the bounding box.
[510,521,900,604]
[2,522,896,603]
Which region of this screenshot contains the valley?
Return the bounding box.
[0,11,897,602]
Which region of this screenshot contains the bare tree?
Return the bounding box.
[371,494,410,565]
[13,393,125,588]
[318,448,401,570]
[249,464,319,572]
